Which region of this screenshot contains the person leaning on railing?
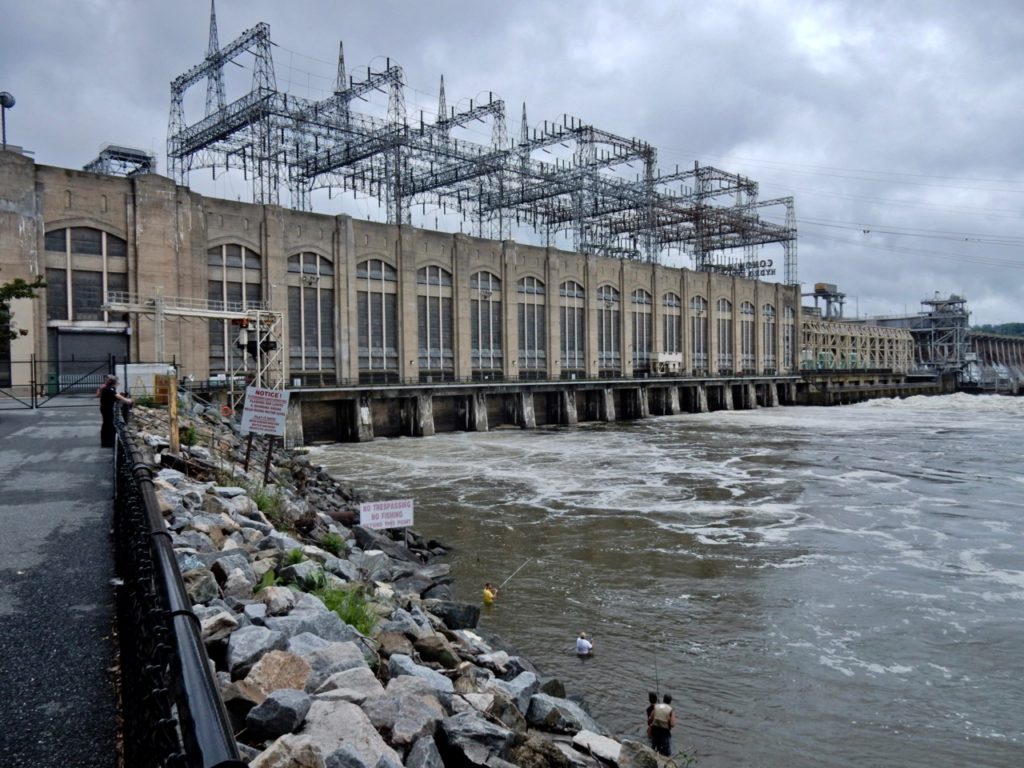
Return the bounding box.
[99,374,133,448]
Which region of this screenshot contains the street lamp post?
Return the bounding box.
[0,91,15,149]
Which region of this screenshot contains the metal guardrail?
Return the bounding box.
[112,408,244,768]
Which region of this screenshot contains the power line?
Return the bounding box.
[798,218,1024,248]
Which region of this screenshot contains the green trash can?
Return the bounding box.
[46,372,59,396]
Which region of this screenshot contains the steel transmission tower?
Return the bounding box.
[167,8,799,283]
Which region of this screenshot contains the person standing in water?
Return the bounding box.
[576,631,593,655]
[482,582,498,605]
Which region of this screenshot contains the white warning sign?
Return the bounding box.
[359,499,415,530]
[240,386,291,437]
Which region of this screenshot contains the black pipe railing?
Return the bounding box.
[112,408,244,768]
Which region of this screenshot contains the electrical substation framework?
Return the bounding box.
[103,291,284,411]
[167,5,798,284]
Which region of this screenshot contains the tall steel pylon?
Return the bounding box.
[166,12,798,282]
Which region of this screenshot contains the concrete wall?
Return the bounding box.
[1,150,801,383]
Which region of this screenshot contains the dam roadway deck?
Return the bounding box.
[277,371,942,445]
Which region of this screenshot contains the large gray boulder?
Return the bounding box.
[352,525,419,563]
[437,711,516,766]
[263,609,363,644]
[424,599,480,630]
[361,689,445,748]
[405,736,445,768]
[249,734,323,768]
[183,568,220,604]
[302,640,369,692]
[226,625,287,678]
[299,699,402,767]
[314,665,384,703]
[486,670,538,713]
[525,693,608,736]
[246,688,312,740]
[387,654,454,694]
[572,730,622,763]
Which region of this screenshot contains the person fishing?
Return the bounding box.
[482,582,498,605]
[484,558,532,606]
[645,691,658,737]
[576,631,593,656]
[648,692,677,756]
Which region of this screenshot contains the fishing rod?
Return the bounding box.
[498,557,532,589]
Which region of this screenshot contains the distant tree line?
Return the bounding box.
[973,323,1024,337]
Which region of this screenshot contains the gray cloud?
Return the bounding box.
[2,0,1019,323]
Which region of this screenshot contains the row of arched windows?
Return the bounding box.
[354,264,790,382]
[41,228,791,381]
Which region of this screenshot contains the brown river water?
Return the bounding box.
[313,394,1023,767]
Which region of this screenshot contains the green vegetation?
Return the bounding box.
[180,425,199,447]
[133,393,157,408]
[249,483,286,523]
[255,569,282,592]
[0,273,45,340]
[320,532,347,557]
[297,570,327,592]
[284,547,306,566]
[311,585,377,636]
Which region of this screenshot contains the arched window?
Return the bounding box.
[662,293,681,356]
[716,298,733,374]
[287,252,335,383]
[631,289,652,373]
[417,266,454,381]
[357,259,398,383]
[762,303,777,372]
[44,226,128,323]
[597,285,621,376]
[560,281,586,378]
[782,305,796,373]
[471,271,502,379]
[208,243,262,374]
[740,301,756,373]
[689,295,708,374]
[517,276,546,379]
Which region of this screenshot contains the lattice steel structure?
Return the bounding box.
[83,145,157,177]
[168,3,798,283]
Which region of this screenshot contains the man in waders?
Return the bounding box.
[648,693,677,757]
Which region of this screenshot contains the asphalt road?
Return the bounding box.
[0,403,118,767]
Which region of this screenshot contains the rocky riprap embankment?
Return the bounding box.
[129,405,668,768]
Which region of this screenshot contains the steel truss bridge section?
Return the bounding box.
[166,6,797,284]
[103,292,285,407]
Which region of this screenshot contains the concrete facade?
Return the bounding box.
[1,150,802,386]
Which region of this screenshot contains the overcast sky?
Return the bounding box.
[2,0,1021,324]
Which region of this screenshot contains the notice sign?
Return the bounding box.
[359,499,415,530]
[240,386,291,437]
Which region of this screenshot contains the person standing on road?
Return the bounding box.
[99,375,132,448]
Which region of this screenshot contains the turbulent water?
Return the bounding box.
[313,394,1024,768]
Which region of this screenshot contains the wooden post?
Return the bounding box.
[168,373,180,454]
[243,433,254,472]
[263,436,275,485]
